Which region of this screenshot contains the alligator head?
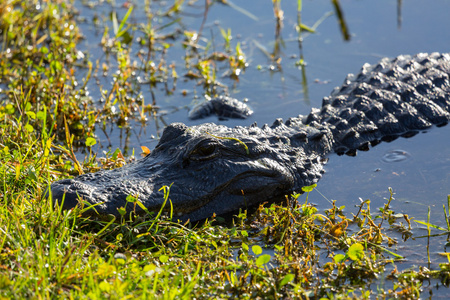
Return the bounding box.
[51,122,330,221]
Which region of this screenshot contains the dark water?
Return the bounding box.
[75,0,450,295]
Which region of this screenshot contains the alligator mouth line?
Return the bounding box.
[171,170,287,216]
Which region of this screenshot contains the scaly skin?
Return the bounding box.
[188,95,253,120]
[51,52,450,221]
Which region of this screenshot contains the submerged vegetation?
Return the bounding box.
[0,0,449,298]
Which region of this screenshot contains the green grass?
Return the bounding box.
[1,0,450,299]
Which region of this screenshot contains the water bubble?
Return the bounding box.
[382,150,410,163]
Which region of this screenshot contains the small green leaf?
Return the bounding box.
[301,184,317,193]
[144,264,161,277]
[348,243,365,261]
[159,255,169,263]
[36,110,46,120]
[120,31,133,44]
[116,233,123,242]
[280,273,295,286]
[5,104,15,114]
[2,146,9,156]
[274,245,283,251]
[143,264,156,273]
[256,254,271,266]
[98,281,111,292]
[291,192,301,200]
[50,60,62,73]
[126,194,137,203]
[242,242,249,252]
[112,148,121,159]
[114,253,126,265]
[26,111,36,119]
[86,137,96,147]
[25,124,34,132]
[252,245,262,255]
[334,253,345,263]
[117,207,126,216]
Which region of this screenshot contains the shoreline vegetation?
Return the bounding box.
[1,1,449,298]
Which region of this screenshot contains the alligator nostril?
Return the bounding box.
[54,178,76,185]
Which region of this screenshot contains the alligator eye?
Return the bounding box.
[197,145,215,156]
[190,144,218,160]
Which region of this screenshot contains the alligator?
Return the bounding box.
[51,52,450,222]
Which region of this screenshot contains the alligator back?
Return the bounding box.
[304,52,450,154]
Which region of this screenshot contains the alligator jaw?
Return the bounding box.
[50,156,296,220]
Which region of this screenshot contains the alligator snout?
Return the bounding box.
[50,178,87,211]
